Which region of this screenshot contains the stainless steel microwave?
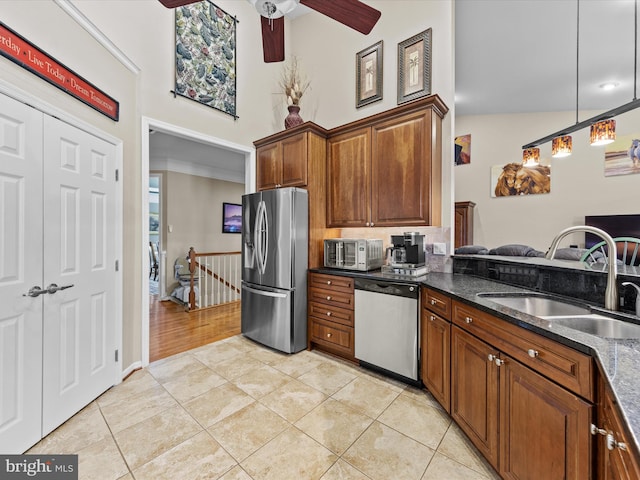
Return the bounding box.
[324,238,384,271]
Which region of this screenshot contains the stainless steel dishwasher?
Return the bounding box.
[354,277,419,383]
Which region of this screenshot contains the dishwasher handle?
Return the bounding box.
[354,278,418,299]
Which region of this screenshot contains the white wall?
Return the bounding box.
[0,0,455,370]
[455,109,640,251]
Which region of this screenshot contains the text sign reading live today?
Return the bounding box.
[0,455,78,479]
[0,22,119,121]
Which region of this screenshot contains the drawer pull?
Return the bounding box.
[488,354,496,362]
[527,349,539,358]
[430,315,436,321]
[494,358,505,367]
[327,332,332,338]
[465,316,473,324]
[326,311,332,317]
[430,299,437,305]
[327,280,332,285]
[326,296,332,300]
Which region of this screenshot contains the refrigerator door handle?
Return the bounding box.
[257,200,269,274]
[254,200,265,274]
[243,284,288,298]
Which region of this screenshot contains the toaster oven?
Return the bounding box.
[324,238,384,271]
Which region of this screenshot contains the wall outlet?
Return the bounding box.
[433,243,446,255]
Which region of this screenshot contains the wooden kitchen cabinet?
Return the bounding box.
[451,325,499,467]
[454,201,475,249]
[451,300,593,479]
[595,377,640,480]
[326,127,370,227]
[308,272,355,360]
[326,96,447,228]
[254,123,331,268]
[421,287,451,412]
[256,131,308,190]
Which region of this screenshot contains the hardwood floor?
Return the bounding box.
[149,295,241,363]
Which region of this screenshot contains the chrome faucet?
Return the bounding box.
[545,226,618,311]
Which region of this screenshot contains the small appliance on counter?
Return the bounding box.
[324,238,384,271]
[382,232,427,276]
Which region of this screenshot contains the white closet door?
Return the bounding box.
[0,94,44,453]
[41,116,117,436]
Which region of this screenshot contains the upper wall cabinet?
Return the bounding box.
[326,95,447,228]
[256,130,309,190]
[254,123,329,268]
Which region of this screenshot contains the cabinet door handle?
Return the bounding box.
[465,316,473,324]
[494,358,505,367]
[527,349,539,358]
[430,315,436,321]
[607,433,627,451]
[327,280,332,285]
[326,311,332,317]
[591,424,607,436]
[488,354,496,362]
[326,332,332,338]
[326,296,332,300]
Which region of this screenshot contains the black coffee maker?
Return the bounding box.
[389,232,425,266]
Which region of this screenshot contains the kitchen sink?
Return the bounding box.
[545,315,640,339]
[477,292,592,317]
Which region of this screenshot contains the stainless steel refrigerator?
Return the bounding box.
[241,187,308,353]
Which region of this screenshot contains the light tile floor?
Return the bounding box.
[29,335,501,480]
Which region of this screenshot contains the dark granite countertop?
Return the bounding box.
[311,267,640,456]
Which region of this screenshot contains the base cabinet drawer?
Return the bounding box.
[309,287,355,310]
[310,318,354,355]
[309,301,353,327]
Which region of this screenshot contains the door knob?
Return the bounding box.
[23,286,47,297]
[46,283,74,294]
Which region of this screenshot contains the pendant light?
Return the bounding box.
[552,135,573,157]
[552,0,579,158]
[523,147,540,166]
[523,0,639,151]
[590,118,616,145]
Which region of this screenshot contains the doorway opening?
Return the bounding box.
[141,117,255,366]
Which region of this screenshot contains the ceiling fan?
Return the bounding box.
[158,0,381,62]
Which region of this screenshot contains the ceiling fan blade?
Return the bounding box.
[261,16,285,63]
[158,0,198,8]
[300,0,381,34]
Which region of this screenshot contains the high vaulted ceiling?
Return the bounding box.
[455,0,640,116]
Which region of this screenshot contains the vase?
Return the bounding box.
[284,105,304,129]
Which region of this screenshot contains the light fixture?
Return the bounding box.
[523,0,639,151]
[249,0,299,20]
[552,135,572,157]
[600,82,619,91]
[522,147,540,166]
[590,119,616,145]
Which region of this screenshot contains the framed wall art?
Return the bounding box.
[356,40,383,108]
[175,0,237,118]
[397,28,431,104]
[222,202,241,233]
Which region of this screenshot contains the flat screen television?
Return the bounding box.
[584,214,640,249]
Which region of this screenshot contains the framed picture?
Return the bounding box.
[397,28,432,104]
[356,40,383,108]
[222,202,242,233]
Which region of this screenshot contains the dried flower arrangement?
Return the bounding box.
[279,57,310,106]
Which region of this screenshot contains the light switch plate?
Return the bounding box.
[433,243,446,255]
